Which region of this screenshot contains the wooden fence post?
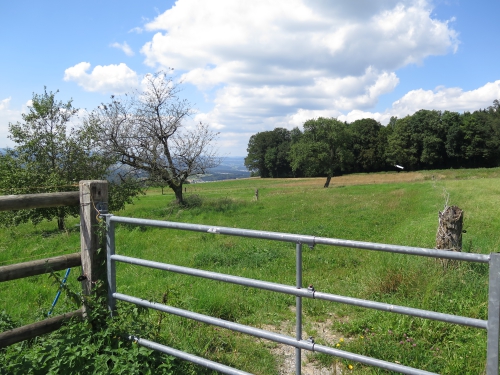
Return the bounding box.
[79,180,108,315]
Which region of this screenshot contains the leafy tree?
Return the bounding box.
[264,128,294,178]
[487,100,500,160]
[385,116,419,170]
[386,110,447,170]
[0,88,141,230]
[460,110,500,167]
[245,131,272,177]
[442,111,463,168]
[245,128,293,178]
[289,117,353,187]
[245,99,500,181]
[349,118,386,172]
[387,116,398,129]
[409,110,446,168]
[91,71,220,205]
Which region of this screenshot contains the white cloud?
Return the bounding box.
[142,0,457,78]
[135,0,466,155]
[196,79,500,151]
[391,81,500,114]
[0,97,12,112]
[110,42,134,56]
[63,62,139,94]
[186,67,399,137]
[338,109,393,125]
[128,27,143,34]
[0,98,21,148]
[0,98,14,145]
[337,80,500,125]
[140,1,457,125]
[0,99,94,149]
[217,131,255,156]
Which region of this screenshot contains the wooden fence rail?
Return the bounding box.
[0,253,82,282]
[0,191,80,211]
[0,309,83,349]
[0,181,107,348]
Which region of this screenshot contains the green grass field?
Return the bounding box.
[2,168,500,374]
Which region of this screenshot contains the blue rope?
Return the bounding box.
[48,268,71,316]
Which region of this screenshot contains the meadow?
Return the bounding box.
[1,168,500,374]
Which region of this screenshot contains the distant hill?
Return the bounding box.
[190,156,250,182]
[0,150,250,183]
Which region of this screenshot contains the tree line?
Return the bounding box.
[0,72,220,230]
[245,100,500,187]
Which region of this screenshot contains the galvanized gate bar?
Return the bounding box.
[108,216,490,263]
[487,253,500,374]
[106,218,116,314]
[295,243,303,375]
[110,254,487,329]
[114,293,438,375]
[311,343,438,375]
[313,237,491,263]
[115,292,315,350]
[129,336,253,375]
[105,215,496,374]
[311,291,487,329]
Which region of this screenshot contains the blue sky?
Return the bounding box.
[1,0,499,156]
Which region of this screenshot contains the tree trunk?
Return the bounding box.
[57,208,66,231]
[436,205,463,268]
[173,185,184,205]
[324,175,332,188]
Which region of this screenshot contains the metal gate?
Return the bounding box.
[105,214,499,375]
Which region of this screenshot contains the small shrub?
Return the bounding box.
[204,197,236,213]
[0,310,17,333]
[0,298,176,375]
[182,194,204,208]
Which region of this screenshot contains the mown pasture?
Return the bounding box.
[1,168,500,374]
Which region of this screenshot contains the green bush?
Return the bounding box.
[0,298,175,375]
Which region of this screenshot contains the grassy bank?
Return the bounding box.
[1,168,499,374]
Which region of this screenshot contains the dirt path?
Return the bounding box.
[261,310,351,374]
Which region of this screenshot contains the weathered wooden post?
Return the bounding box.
[254,189,259,201]
[79,180,108,315]
[436,205,463,268]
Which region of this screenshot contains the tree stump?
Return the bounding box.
[436,205,463,268]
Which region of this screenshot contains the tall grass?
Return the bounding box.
[1,168,499,374]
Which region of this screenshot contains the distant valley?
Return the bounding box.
[0,150,250,183]
[190,156,250,182]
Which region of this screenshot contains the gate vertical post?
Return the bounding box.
[79,180,108,317]
[487,253,500,375]
[106,215,116,316]
[296,242,303,375]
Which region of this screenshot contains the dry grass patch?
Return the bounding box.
[258,172,425,189]
[329,172,424,186]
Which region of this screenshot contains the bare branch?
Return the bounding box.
[91,71,220,203]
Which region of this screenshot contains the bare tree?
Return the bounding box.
[91,71,220,204]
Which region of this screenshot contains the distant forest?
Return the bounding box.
[245,100,500,185]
